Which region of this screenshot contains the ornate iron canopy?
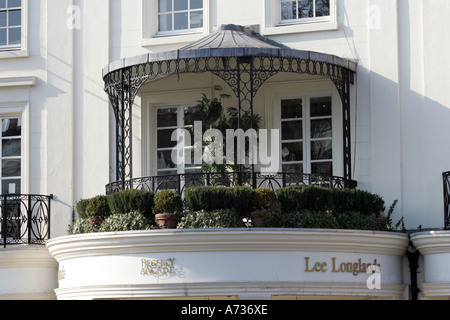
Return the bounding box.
[103,24,357,190]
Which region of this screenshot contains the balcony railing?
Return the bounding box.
[0,194,53,248]
[444,172,450,230]
[106,172,357,196]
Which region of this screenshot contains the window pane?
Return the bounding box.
[282,163,303,174]
[158,129,177,149]
[7,0,21,8]
[311,140,332,160]
[310,97,332,117]
[190,0,202,10]
[281,1,296,20]
[0,0,5,9]
[0,29,6,46]
[8,9,20,26]
[281,99,302,119]
[8,27,20,45]
[299,0,314,18]
[312,162,332,176]
[282,142,303,162]
[157,108,177,127]
[2,119,21,137]
[158,0,172,13]
[158,13,172,32]
[2,139,20,157]
[190,10,203,28]
[157,151,176,169]
[174,12,188,30]
[2,159,21,177]
[2,179,20,194]
[311,119,332,138]
[316,0,330,16]
[174,0,188,11]
[282,120,302,140]
[0,11,6,27]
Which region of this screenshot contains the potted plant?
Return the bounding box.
[153,190,183,229]
[250,188,278,227]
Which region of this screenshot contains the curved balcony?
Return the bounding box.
[106,172,357,196]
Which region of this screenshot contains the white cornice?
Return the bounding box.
[0,76,36,88]
[410,230,450,255]
[47,229,409,262]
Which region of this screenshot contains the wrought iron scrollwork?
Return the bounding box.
[104,51,355,190]
[0,194,53,248]
[106,172,357,197]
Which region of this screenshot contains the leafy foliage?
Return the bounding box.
[177,209,244,229]
[184,186,254,217]
[107,189,155,218]
[99,211,153,232]
[153,190,183,214]
[85,195,111,219]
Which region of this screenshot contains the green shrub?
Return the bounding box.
[75,198,91,219]
[261,210,338,229]
[251,188,278,211]
[336,211,379,231]
[107,189,155,218]
[99,211,153,232]
[177,209,244,229]
[331,189,385,216]
[276,185,385,216]
[67,218,99,235]
[85,195,111,219]
[153,190,183,214]
[185,186,228,211]
[184,186,254,217]
[276,186,333,213]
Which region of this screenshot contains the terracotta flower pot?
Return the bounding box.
[155,213,179,229]
[250,210,270,228]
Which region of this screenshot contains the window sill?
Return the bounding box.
[141,32,207,48]
[0,49,29,60]
[262,21,338,36]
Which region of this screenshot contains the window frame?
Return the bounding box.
[278,0,332,26]
[263,0,337,36]
[0,116,22,194]
[142,0,210,47]
[0,0,26,52]
[267,80,342,177]
[156,0,204,36]
[155,104,202,176]
[0,102,29,196]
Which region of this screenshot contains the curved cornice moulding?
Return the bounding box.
[410,231,450,255]
[47,229,409,262]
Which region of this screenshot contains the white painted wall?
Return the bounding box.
[0,0,449,238]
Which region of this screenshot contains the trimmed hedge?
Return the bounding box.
[85,195,111,219]
[75,199,91,219]
[153,190,183,214]
[276,185,385,216]
[107,189,155,218]
[184,186,254,217]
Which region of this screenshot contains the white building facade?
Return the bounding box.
[1,0,450,300]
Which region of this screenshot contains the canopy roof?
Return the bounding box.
[103,24,357,77]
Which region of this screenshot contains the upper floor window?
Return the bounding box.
[0,117,21,194]
[157,0,203,35]
[280,0,330,24]
[0,0,21,50]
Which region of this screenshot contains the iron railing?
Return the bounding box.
[444,172,450,230]
[0,194,53,248]
[106,172,357,196]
